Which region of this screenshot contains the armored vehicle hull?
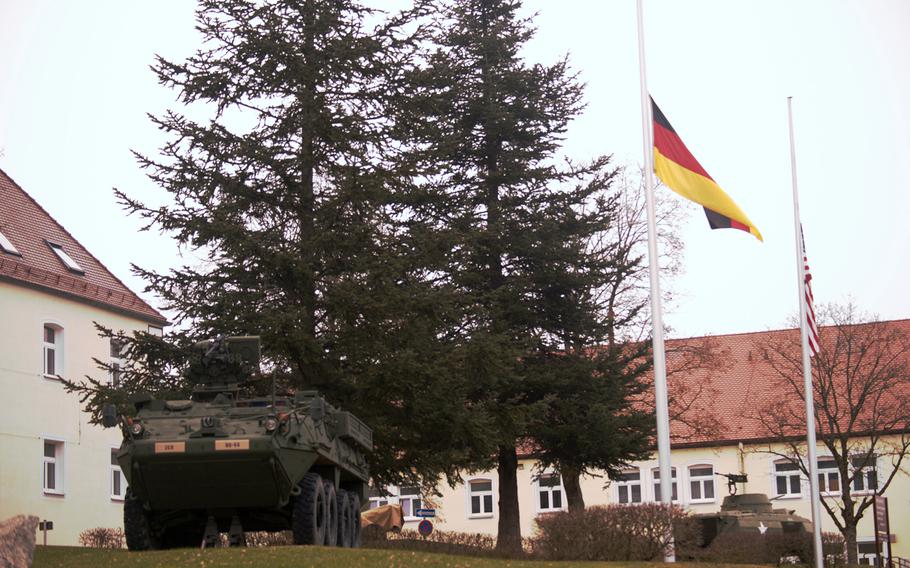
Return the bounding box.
[108,337,372,550]
[693,493,812,546]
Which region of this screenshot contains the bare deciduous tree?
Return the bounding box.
[753,302,910,564]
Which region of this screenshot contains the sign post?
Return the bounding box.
[38,520,54,546]
[873,496,892,568]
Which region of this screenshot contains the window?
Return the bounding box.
[0,229,20,255]
[851,456,878,493]
[688,465,716,502]
[47,241,84,274]
[856,540,886,566]
[536,473,564,512]
[43,324,63,378]
[110,449,125,500]
[109,339,124,386]
[818,458,841,495]
[773,460,802,498]
[367,485,423,519]
[616,469,642,504]
[148,326,163,337]
[467,479,494,517]
[367,486,390,509]
[652,467,678,502]
[42,440,64,495]
[398,486,422,518]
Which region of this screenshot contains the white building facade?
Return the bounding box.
[0,168,166,545]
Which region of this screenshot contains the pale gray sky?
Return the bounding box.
[1,1,908,339]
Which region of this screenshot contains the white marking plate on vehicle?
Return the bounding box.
[215,439,250,451]
[154,442,186,453]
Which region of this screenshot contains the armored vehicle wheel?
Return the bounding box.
[349,492,362,548]
[336,489,352,547]
[124,491,158,551]
[292,473,327,545]
[323,481,338,546]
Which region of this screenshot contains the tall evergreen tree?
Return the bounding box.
[402,0,615,552]
[113,0,488,487]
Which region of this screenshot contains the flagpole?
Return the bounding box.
[787,96,824,568]
[637,0,674,562]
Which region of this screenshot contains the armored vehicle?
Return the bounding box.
[102,336,372,550]
[693,493,813,546]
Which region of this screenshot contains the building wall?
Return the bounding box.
[0,281,154,545]
[420,442,908,559]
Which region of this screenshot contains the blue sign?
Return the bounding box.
[415,508,436,518]
[417,519,433,537]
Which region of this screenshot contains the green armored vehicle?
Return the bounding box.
[694,493,813,545]
[102,336,371,550]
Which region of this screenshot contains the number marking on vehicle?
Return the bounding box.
[215,439,250,451]
[154,442,186,453]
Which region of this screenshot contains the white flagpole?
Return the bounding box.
[787,96,824,568]
[637,0,674,562]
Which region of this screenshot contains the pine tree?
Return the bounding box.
[114,0,487,487]
[402,0,616,552]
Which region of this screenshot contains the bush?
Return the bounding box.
[530,503,695,561]
[78,527,124,549]
[363,528,521,558]
[244,531,292,547]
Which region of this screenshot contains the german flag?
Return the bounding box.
[652,98,762,241]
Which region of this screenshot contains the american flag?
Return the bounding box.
[801,225,820,356]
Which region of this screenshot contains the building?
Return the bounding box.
[0,168,167,545]
[374,323,910,564]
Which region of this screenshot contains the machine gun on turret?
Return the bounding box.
[187,336,261,402]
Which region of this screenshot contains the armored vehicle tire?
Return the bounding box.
[349,492,362,548]
[124,491,158,551]
[323,481,338,546]
[336,489,352,547]
[292,473,327,545]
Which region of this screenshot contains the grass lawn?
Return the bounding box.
[33,545,770,568]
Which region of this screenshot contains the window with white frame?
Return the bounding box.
[47,241,84,274]
[0,229,20,255]
[467,479,494,517]
[110,449,126,500]
[43,324,63,378]
[43,440,64,495]
[536,473,564,512]
[857,540,885,566]
[148,326,163,337]
[615,469,642,504]
[366,485,423,518]
[688,465,715,502]
[652,466,678,502]
[773,460,802,498]
[398,486,422,518]
[367,485,390,509]
[817,458,841,495]
[109,338,125,386]
[851,455,878,493]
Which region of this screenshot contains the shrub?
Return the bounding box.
[530,503,695,561]
[363,528,516,558]
[244,531,292,547]
[78,527,124,549]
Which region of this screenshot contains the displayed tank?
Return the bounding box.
[102,336,372,550]
[693,493,813,546]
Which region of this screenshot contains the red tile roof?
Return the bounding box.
[517,320,910,458]
[0,167,167,325]
[662,321,910,447]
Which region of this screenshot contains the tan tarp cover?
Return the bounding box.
[360,504,404,531]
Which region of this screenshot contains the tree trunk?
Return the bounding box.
[844,524,858,565]
[561,466,585,512]
[495,444,522,555]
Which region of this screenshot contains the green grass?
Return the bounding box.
[34,545,770,568]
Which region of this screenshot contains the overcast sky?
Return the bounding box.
[1,0,908,339]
